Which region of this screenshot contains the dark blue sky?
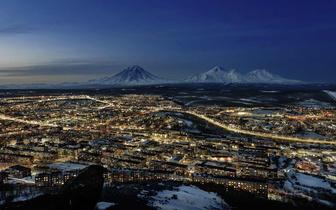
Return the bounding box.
[0,0,335,84]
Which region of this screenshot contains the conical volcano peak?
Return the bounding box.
[86,65,171,85]
[122,65,146,72]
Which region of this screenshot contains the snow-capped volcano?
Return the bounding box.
[247,69,274,81]
[184,66,301,84]
[245,69,301,84]
[85,65,171,85]
[184,66,245,84]
[245,69,280,83]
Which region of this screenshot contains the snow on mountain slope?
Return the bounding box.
[0,65,304,89]
[246,69,276,82]
[184,66,246,84]
[245,69,301,84]
[184,66,302,84]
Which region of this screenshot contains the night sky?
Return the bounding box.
[0,0,335,84]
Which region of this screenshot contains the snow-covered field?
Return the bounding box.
[240,98,262,104]
[295,131,327,140]
[260,90,280,93]
[250,109,278,115]
[152,112,183,116]
[323,90,336,101]
[287,171,336,193]
[179,118,201,133]
[296,99,331,108]
[185,99,213,106]
[181,119,193,127]
[146,185,229,210]
[95,202,116,210]
[280,170,336,207]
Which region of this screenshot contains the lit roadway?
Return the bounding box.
[0,95,112,129]
[186,111,336,145]
[1,97,335,145]
[8,177,35,184]
[0,114,58,127]
[85,95,116,110]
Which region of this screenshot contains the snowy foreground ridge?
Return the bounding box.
[143,185,230,210]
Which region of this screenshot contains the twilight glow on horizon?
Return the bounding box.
[0,0,336,85]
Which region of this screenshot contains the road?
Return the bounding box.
[0,101,335,145]
[0,95,112,128]
[0,114,58,127]
[154,108,336,145]
[183,110,336,145]
[8,177,35,184]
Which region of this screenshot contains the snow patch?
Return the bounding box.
[147,185,229,210]
[96,202,117,210]
[296,99,331,108]
[323,90,336,101]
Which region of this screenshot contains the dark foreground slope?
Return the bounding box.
[0,165,105,210]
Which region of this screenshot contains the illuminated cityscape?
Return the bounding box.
[1,0,336,209]
[0,89,336,209]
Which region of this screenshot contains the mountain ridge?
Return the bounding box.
[185,66,302,85]
[0,65,304,89]
[83,65,172,85]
